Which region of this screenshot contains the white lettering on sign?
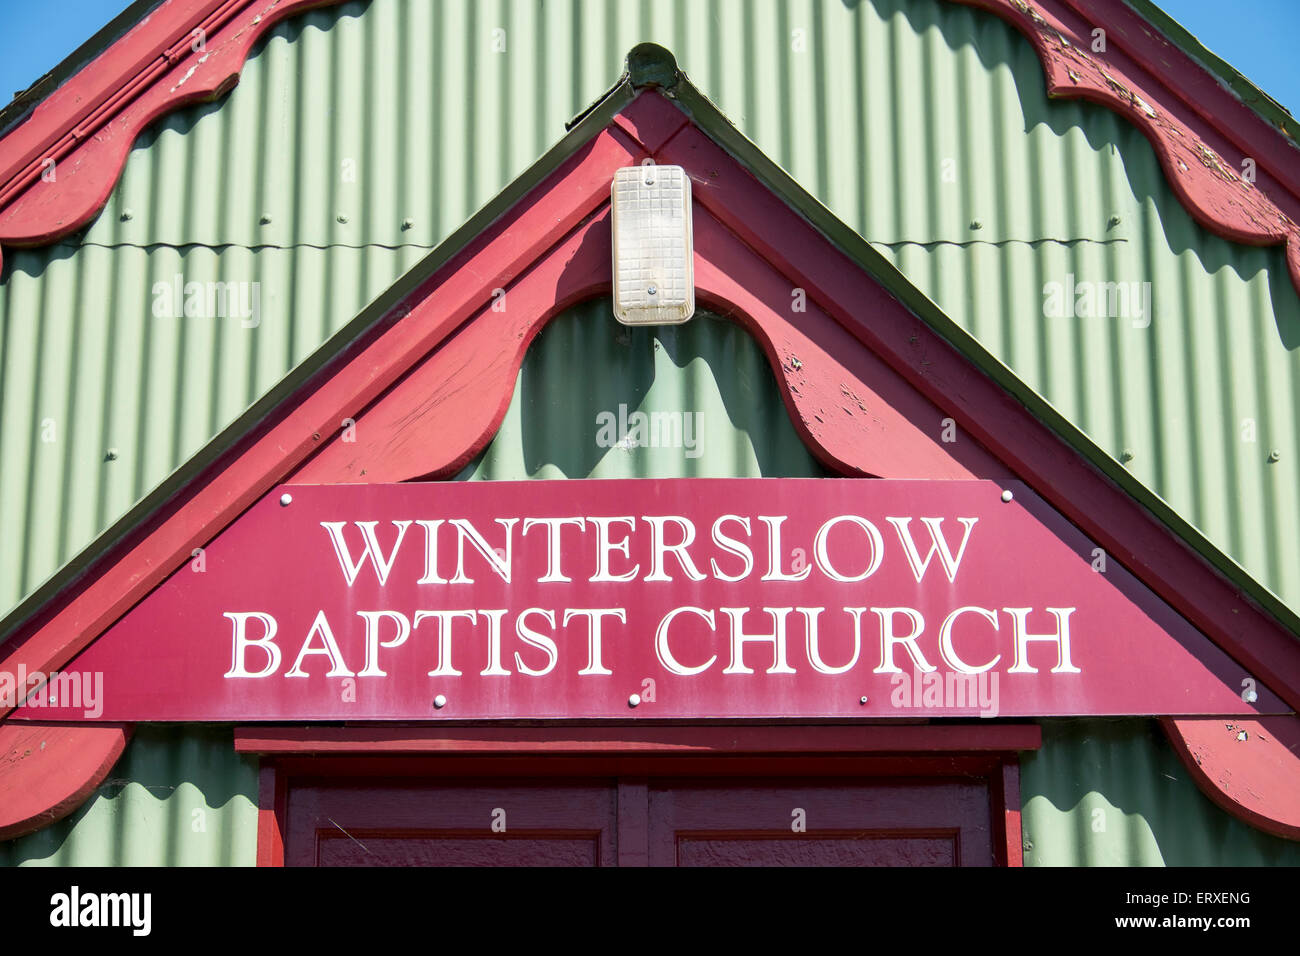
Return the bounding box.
[219,505,1085,692]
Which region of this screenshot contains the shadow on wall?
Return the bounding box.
[1021,718,1300,866]
[844,0,1298,348]
[467,297,829,481]
[0,725,258,866]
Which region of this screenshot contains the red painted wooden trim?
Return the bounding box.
[945,0,1300,297]
[256,761,286,867]
[0,721,130,840]
[1161,716,1300,841]
[1000,760,1023,867]
[658,118,1300,714]
[1060,0,1300,201]
[294,202,1003,484]
[0,0,351,269]
[266,753,1008,780]
[234,725,1043,755]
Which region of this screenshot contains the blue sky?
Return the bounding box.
[0,0,1297,117]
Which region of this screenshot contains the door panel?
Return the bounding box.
[648,779,992,867]
[286,779,617,866]
[286,773,995,866]
[317,833,602,866]
[675,834,957,867]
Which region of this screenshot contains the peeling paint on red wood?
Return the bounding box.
[0,0,351,272]
[294,204,1002,483]
[0,721,130,840]
[946,0,1300,297]
[1162,715,1300,840]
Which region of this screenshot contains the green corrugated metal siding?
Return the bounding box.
[1023,720,1300,866]
[466,302,828,481]
[2,0,1297,618]
[2,0,1298,865]
[0,725,258,866]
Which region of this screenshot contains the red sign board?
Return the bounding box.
[10,479,1285,720]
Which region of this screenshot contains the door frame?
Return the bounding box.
[238,723,1039,867]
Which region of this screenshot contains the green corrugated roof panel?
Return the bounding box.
[3,0,1297,625]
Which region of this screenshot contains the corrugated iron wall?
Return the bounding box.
[0,725,258,866]
[1024,720,1300,866]
[7,301,1297,865]
[2,0,1297,622]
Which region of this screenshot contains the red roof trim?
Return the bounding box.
[0,0,349,265]
[949,0,1300,297]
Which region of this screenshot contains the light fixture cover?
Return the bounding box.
[610,163,694,326]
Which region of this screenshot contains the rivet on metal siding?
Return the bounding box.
[120,209,133,221]
[628,693,642,708]
[969,219,982,230]
[1268,449,1281,463]
[279,493,292,507]
[433,694,448,709]
[336,213,349,224]
[104,448,119,461]
[1000,489,1013,503]
[1108,215,1122,228]
[260,213,272,225]
[1120,448,1135,463]
[401,218,414,231]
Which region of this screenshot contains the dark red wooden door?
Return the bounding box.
[286,773,994,866]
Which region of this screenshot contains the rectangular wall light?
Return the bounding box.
[611,162,695,326]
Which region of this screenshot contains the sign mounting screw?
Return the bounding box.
[628,693,642,708]
[859,696,869,705]
[433,694,447,709]
[279,493,293,507]
[1000,489,1013,503]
